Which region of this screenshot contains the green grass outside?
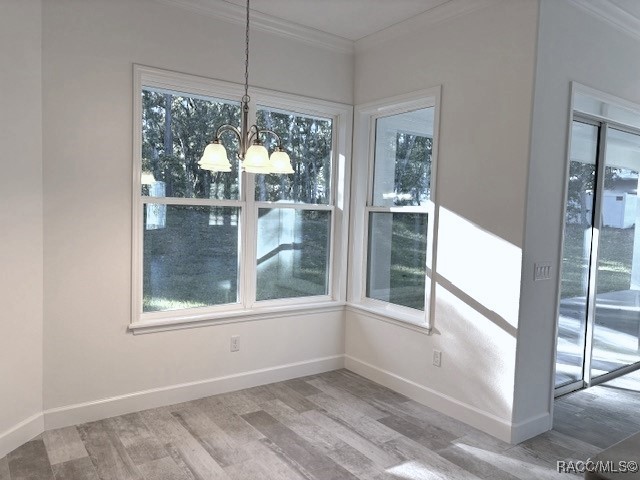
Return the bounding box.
[143,209,331,311]
[561,222,635,299]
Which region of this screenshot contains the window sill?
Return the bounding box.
[129,301,346,335]
[345,302,432,335]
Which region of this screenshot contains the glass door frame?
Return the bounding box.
[556,113,640,397]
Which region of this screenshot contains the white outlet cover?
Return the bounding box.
[230,335,240,352]
[433,350,442,367]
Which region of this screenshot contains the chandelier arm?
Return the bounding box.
[244,124,259,146]
[255,128,285,148]
[214,124,242,143]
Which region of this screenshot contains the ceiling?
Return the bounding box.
[222,0,451,41]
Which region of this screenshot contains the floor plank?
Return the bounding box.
[136,457,194,480]
[383,436,484,480]
[43,427,88,466]
[301,410,402,468]
[139,408,230,480]
[51,457,99,480]
[306,394,401,445]
[233,440,308,480]
[378,413,458,451]
[282,379,323,397]
[216,392,261,416]
[194,397,264,446]
[444,441,564,480]
[7,439,54,480]
[242,410,359,480]
[265,383,318,413]
[261,400,382,479]
[0,457,10,480]
[107,413,169,466]
[171,404,248,467]
[307,379,387,420]
[77,420,143,480]
[436,443,521,480]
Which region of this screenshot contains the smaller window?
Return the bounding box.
[364,105,435,317]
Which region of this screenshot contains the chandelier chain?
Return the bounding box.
[244,0,250,102]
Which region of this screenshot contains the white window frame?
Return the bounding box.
[131,65,352,333]
[347,88,441,330]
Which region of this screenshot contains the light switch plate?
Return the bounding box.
[534,262,552,281]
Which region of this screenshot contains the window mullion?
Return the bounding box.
[243,103,258,309]
[366,116,377,207]
[141,197,243,207]
[253,202,333,211]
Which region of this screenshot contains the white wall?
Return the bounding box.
[515,0,640,431]
[348,0,538,442]
[0,0,44,457]
[42,0,352,424]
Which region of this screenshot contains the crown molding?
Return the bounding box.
[152,0,355,55]
[567,0,640,43]
[355,0,499,53]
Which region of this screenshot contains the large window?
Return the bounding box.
[132,66,351,328]
[350,91,439,327]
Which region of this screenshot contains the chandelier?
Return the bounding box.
[198,0,293,174]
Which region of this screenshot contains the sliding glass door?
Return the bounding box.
[556,118,640,393]
[591,128,640,380]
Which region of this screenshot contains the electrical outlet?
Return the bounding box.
[433,350,442,367]
[230,335,240,352]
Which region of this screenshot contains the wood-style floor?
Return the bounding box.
[553,368,640,449]
[1,368,637,480]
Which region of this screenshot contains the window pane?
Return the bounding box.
[372,107,434,207]
[256,208,331,301]
[255,107,333,204]
[141,87,241,200]
[366,212,428,310]
[143,205,239,312]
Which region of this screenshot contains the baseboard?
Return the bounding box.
[510,412,552,444]
[44,354,344,430]
[344,354,516,443]
[0,413,44,459]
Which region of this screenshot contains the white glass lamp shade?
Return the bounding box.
[198,142,231,172]
[243,144,271,173]
[270,150,294,174]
